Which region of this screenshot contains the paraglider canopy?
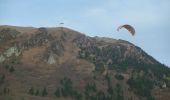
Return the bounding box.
[117,24,136,36]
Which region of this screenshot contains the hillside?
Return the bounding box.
[0,25,170,100]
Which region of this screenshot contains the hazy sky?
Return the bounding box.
[0,0,170,66]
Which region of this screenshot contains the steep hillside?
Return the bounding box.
[0,25,170,100]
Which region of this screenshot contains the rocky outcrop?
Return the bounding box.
[0,45,21,63]
[0,55,5,63]
[47,53,56,64]
[4,45,21,57]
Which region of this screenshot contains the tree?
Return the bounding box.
[84,82,97,99]
[116,84,124,100]
[127,75,153,99]
[41,87,48,96]
[105,74,114,95]
[61,87,67,97]
[73,90,83,100]
[0,74,5,84]
[35,89,39,96]
[5,64,9,70]
[9,66,15,73]
[96,91,105,100]
[59,77,74,97]
[55,88,60,97]
[3,87,10,95]
[107,85,114,95]
[29,87,34,95]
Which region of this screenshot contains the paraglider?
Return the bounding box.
[59,22,64,25]
[117,24,136,36]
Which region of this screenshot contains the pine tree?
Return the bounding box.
[55,88,60,97]
[41,87,48,96]
[35,89,39,96]
[9,66,15,72]
[29,87,34,95]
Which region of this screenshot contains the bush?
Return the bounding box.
[5,64,9,70]
[95,62,104,72]
[115,74,124,80]
[108,63,114,70]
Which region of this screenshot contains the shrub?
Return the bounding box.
[5,64,9,70]
[95,62,104,72]
[108,63,114,70]
[115,74,124,80]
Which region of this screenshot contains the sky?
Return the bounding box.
[0,0,170,67]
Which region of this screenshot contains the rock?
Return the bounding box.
[4,45,20,57]
[0,45,21,63]
[162,82,167,88]
[47,53,56,64]
[0,55,5,63]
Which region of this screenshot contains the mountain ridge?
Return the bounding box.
[0,25,170,100]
